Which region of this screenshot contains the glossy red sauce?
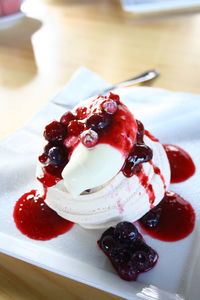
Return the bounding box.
[37,165,64,188]
[137,166,155,208]
[149,161,166,190]
[75,94,137,156]
[139,191,195,242]
[14,190,74,240]
[163,144,195,183]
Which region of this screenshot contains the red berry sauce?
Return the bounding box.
[14,190,74,241]
[163,144,195,183]
[37,165,64,187]
[139,191,195,242]
[149,160,166,191]
[75,93,138,156]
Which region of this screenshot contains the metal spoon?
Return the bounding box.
[54,69,160,108]
[99,69,160,95]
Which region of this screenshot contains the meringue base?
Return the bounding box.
[44,135,170,229]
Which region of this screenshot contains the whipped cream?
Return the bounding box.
[62,143,124,197]
[44,134,170,229]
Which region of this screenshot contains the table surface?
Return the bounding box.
[1,0,200,299]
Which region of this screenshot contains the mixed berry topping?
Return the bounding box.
[38,93,139,188]
[98,221,158,281]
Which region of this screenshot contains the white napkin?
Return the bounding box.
[121,0,200,13]
[0,66,200,298]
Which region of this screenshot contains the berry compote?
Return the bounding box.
[98,222,158,281]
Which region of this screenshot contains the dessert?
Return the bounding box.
[37,93,171,229]
[13,92,196,282]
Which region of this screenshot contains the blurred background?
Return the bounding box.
[1,0,200,138]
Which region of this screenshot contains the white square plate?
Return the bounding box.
[1,86,200,300]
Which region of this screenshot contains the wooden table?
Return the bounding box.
[0,0,200,299]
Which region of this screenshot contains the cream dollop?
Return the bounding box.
[62,143,125,197]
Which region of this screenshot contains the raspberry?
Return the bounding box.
[67,120,85,136]
[43,121,67,142]
[60,111,75,125]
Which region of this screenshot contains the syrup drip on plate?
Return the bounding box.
[163,144,195,183]
[13,190,74,240]
[139,191,195,242]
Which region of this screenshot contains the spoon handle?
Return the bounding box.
[101,69,160,95]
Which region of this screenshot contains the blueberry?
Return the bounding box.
[48,146,67,166]
[101,227,115,239]
[111,247,130,264]
[101,236,116,254]
[114,222,138,244]
[140,207,162,228]
[86,113,112,132]
[131,250,150,271]
[118,262,137,281]
[128,144,153,166]
[44,143,54,154]
[137,243,158,266]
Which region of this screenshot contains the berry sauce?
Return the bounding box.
[37,165,64,187]
[149,161,166,190]
[14,190,74,240]
[139,191,195,242]
[163,144,195,183]
[135,165,155,208]
[77,93,138,156]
